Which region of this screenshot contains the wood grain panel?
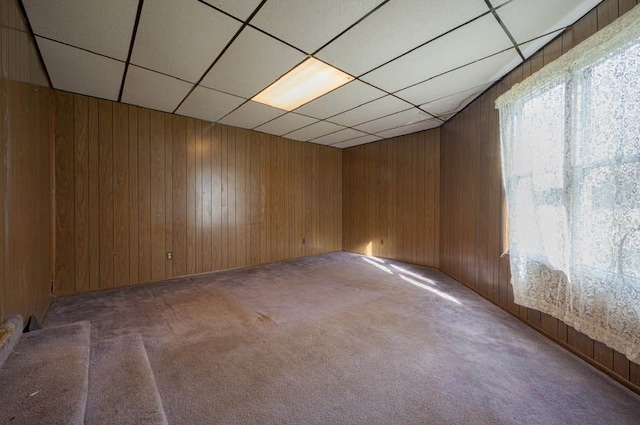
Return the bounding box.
[0,50,5,321]
[201,124,213,272]
[128,105,139,284]
[342,129,439,268]
[164,115,174,278]
[259,133,271,263]
[87,98,100,291]
[211,125,222,270]
[150,111,165,280]
[171,116,186,277]
[220,127,230,269]
[249,131,262,263]
[98,100,114,288]
[439,4,639,393]
[137,108,151,283]
[113,103,130,287]
[0,0,53,323]
[235,128,248,268]
[194,120,203,273]
[54,92,75,295]
[54,97,342,295]
[73,95,89,293]
[186,118,197,275]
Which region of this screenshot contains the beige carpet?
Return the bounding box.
[0,321,91,424]
[86,334,167,425]
[45,252,640,424]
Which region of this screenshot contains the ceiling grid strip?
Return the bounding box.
[117,0,145,102]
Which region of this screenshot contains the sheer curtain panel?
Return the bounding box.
[496,5,640,362]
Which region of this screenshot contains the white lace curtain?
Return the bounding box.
[496,5,640,362]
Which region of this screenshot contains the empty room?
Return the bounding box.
[1,0,640,423]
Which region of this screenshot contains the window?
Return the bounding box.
[496,6,640,363]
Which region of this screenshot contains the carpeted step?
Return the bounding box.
[0,315,23,370]
[85,334,168,425]
[0,321,91,424]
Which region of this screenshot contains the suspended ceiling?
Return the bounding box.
[23,0,602,148]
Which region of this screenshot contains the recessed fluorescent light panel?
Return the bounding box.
[252,57,354,111]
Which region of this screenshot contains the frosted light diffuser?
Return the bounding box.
[252,57,354,111]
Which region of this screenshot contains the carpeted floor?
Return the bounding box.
[86,334,167,425]
[0,321,91,424]
[45,252,640,424]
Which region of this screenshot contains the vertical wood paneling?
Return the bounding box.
[137,108,151,283]
[128,105,139,284]
[73,95,89,293]
[342,129,440,268]
[271,135,282,262]
[259,133,271,263]
[98,100,114,288]
[0,0,53,322]
[303,143,318,256]
[113,103,129,287]
[165,115,175,278]
[0,43,6,320]
[87,98,100,291]
[54,97,342,296]
[186,118,197,275]
[54,92,75,295]
[8,84,50,310]
[619,0,637,14]
[211,125,222,270]
[249,132,261,263]
[201,123,213,272]
[235,128,248,267]
[194,121,203,273]
[220,127,229,269]
[439,4,639,392]
[2,81,53,321]
[598,0,619,27]
[150,111,165,280]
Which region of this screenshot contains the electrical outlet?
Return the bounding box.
[166,252,173,260]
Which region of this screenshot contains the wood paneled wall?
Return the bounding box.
[0,0,53,322]
[439,0,640,390]
[342,129,440,268]
[54,93,342,295]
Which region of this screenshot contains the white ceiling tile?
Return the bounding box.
[519,30,564,59]
[354,108,432,134]
[376,119,442,139]
[121,65,192,113]
[285,121,346,142]
[201,27,305,98]
[361,14,512,93]
[36,37,123,100]
[131,0,241,82]
[497,0,601,44]
[316,0,489,76]
[218,101,283,129]
[396,49,521,105]
[251,0,382,53]
[489,0,511,7]
[421,84,491,117]
[175,86,245,122]
[311,128,368,145]
[328,96,414,127]
[202,0,263,20]
[254,113,317,136]
[24,0,138,60]
[332,134,383,148]
[294,80,385,119]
